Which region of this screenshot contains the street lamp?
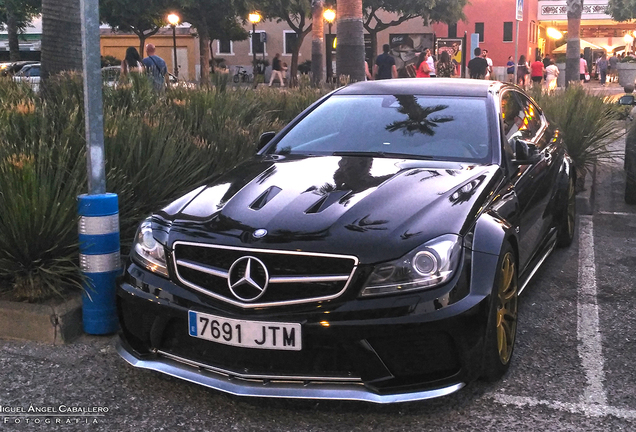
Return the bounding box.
[249,12,262,85]
[323,8,335,82]
[167,13,180,78]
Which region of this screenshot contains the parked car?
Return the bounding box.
[0,60,38,77]
[116,79,576,403]
[12,63,40,92]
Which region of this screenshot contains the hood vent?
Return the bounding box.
[305,190,351,214]
[249,186,282,210]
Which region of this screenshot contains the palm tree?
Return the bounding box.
[336,0,365,82]
[40,0,83,81]
[311,0,324,84]
[565,0,583,86]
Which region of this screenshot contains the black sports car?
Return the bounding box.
[116,79,576,403]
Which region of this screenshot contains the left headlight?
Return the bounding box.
[360,234,462,297]
[131,218,169,277]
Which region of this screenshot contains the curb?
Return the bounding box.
[0,293,83,345]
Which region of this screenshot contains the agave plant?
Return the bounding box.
[530,85,622,185]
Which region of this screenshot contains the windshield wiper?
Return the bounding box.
[332,151,434,160]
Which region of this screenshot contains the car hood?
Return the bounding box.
[157,155,502,264]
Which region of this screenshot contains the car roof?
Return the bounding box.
[334,78,505,98]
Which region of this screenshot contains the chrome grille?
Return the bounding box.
[172,242,358,308]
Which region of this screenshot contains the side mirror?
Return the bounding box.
[257,131,276,151]
[619,95,636,106]
[512,138,541,165]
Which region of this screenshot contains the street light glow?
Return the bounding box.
[323,8,336,24]
[546,27,562,40]
[249,12,261,24]
[167,13,180,26]
[624,33,634,44]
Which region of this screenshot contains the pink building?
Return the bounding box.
[432,0,540,69]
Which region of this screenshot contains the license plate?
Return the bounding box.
[188,311,302,351]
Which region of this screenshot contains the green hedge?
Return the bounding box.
[0,75,327,301]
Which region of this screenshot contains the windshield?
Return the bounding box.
[269,95,492,163]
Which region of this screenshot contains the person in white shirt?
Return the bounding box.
[425,48,436,77]
[545,59,559,91]
[482,49,493,80]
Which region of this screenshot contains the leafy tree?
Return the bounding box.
[0,0,41,61]
[606,0,636,21]
[99,0,169,56]
[177,0,248,84]
[257,0,313,87]
[565,0,583,86]
[363,0,467,66]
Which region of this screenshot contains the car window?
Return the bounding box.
[269,95,492,163]
[500,91,543,143]
[29,67,40,77]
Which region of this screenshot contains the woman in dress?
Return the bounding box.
[545,59,560,91]
[517,55,529,87]
[435,51,455,78]
[415,51,431,78]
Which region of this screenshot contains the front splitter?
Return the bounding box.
[116,338,465,404]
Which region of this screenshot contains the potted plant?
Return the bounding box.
[616,55,636,88]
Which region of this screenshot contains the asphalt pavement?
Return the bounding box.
[1,96,636,431]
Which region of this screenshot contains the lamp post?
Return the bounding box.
[323,8,335,82]
[167,13,180,78]
[249,12,262,86]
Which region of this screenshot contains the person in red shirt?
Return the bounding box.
[530,57,545,86]
[415,51,431,78]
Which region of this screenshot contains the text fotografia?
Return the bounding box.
[1,405,108,425]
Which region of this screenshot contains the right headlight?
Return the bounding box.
[131,218,169,277]
[360,234,462,297]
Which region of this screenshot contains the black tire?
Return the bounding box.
[233,74,240,84]
[556,176,576,247]
[482,243,518,382]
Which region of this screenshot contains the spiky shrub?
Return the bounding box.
[0,98,86,302]
[529,85,622,174]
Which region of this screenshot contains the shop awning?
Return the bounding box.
[551,39,605,54]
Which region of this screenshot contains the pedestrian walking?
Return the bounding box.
[580,54,588,83]
[482,49,493,80]
[142,44,168,92]
[506,56,515,83]
[425,48,436,77]
[374,44,397,80]
[121,47,144,78]
[468,47,489,79]
[597,53,609,86]
[415,51,431,78]
[269,53,285,87]
[609,53,618,82]
[517,55,529,87]
[436,51,455,78]
[545,59,559,91]
[530,56,545,87]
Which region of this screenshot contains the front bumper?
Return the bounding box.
[116,253,497,403]
[116,337,464,403]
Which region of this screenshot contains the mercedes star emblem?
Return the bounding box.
[227,256,269,302]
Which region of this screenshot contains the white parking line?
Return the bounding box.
[491,216,625,418]
[577,215,607,406]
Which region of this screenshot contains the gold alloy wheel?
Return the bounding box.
[496,252,518,365]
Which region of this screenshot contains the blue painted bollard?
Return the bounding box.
[78,193,121,334]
